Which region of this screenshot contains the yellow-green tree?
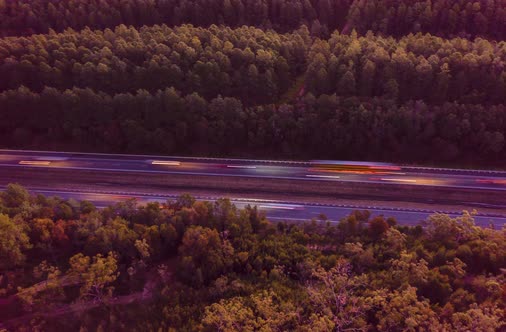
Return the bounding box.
[178,226,234,286]
[201,290,298,331]
[68,251,119,303]
[304,261,368,331]
[0,213,31,269]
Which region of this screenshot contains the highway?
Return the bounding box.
[0,149,505,226]
[1,149,506,190]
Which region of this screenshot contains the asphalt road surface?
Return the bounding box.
[1,149,505,226]
[1,149,506,190]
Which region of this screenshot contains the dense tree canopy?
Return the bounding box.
[0,24,308,104]
[1,24,504,105]
[0,185,504,330]
[306,32,506,104]
[1,86,505,164]
[344,0,506,40]
[0,23,504,166]
[1,0,504,40]
[0,0,348,36]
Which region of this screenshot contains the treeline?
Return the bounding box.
[306,32,506,104]
[0,184,504,330]
[345,0,506,40]
[1,25,504,106]
[0,24,309,104]
[1,86,505,164]
[0,0,349,36]
[1,0,504,40]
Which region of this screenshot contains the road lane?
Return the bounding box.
[1,149,506,191]
[27,188,506,227]
[3,148,506,174]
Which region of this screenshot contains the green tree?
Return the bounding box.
[85,217,138,258]
[17,261,64,312]
[451,303,504,331]
[202,290,298,331]
[1,183,30,209]
[178,226,234,286]
[304,262,368,331]
[0,213,31,269]
[68,251,119,303]
[338,70,356,96]
[370,286,444,331]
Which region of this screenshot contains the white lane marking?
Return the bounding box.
[403,166,506,175]
[226,165,257,169]
[379,178,417,183]
[306,174,341,179]
[36,157,68,161]
[258,205,301,210]
[268,217,333,222]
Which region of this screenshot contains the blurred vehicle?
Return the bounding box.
[19,160,52,166]
[150,160,181,166]
[309,160,402,174]
[476,178,506,185]
[372,177,417,183]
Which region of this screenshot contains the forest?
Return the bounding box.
[1,86,505,163]
[1,24,504,103]
[0,184,504,330]
[1,0,504,40]
[1,1,505,330]
[0,22,504,165]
